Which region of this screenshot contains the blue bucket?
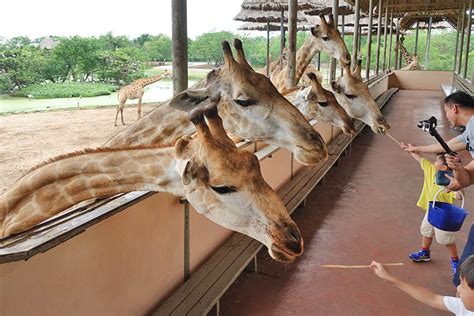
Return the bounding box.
[428,189,468,232]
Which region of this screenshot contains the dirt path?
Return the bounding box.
[0,104,157,194]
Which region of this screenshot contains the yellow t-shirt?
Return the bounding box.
[416,157,456,211]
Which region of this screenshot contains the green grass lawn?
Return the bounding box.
[15,82,119,99]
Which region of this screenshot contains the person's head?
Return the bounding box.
[457,255,474,311]
[434,152,448,170]
[443,91,474,127]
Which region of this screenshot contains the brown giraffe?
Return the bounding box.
[105,39,328,166]
[0,105,303,262]
[284,72,355,134]
[299,64,324,86]
[114,69,171,126]
[271,14,351,93]
[330,60,390,134]
[395,42,422,70]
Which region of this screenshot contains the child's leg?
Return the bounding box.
[446,243,459,258]
[422,236,433,250]
[434,228,459,274]
[409,212,434,262]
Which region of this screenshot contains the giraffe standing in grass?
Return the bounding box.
[115,69,171,126]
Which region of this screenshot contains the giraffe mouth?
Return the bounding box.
[295,145,328,165]
[269,243,301,263]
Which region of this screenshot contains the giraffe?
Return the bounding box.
[284,72,356,134]
[0,105,303,263]
[105,39,328,166]
[330,60,390,134]
[114,69,171,126]
[271,14,351,93]
[299,64,324,86]
[395,41,422,70]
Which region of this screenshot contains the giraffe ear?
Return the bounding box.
[168,88,212,112]
[175,159,195,185]
[330,80,340,93]
[303,86,315,101]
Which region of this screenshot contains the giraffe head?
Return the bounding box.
[175,105,303,262]
[330,62,390,134]
[162,69,172,79]
[296,72,355,134]
[169,39,327,165]
[310,14,351,66]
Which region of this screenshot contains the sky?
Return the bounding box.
[0,0,246,40]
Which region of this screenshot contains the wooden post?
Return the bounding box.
[280,9,285,54]
[375,0,383,75]
[266,22,270,77]
[463,0,473,78]
[382,5,388,71]
[352,0,360,70]
[340,13,345,77]
[172,0,188,96]
[458,1,467,74]
[414,20,420,55]
[365,0,374,79]
[453,4,463,72]
[287,0,297,87]
[425,16,433,70]
[317,51,321,71]
[330,0,339,81]
[388,9,393,70]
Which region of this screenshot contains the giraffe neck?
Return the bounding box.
[137,74,165,87]
[400,45,412,64]
[0,146,181,237]
[105,104,196,147]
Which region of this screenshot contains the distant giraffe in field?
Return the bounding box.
[395,41,422,71]
[115,70,171,126]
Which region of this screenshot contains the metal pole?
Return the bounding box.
[267,22,270,77]
[463,0,473,78]
[287,0,297,87]
[341,13,345,77]
[414,21,420,55]
[453,4,463,72]
[382,5,388,71]
[458,1,467,74]
[280,9,285,54]
[181,199,190,281]
[172,0,188,95]
[394,17,400,70]
[375,0,383,75]
[317,51,321,71]
[330,0,339,81]
[388,9,393,70]
[352,0,360,70]
[365,0,374,79]
[425,16,433,70]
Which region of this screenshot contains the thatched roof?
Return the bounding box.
[304,0,354,16]
[400,16,456,30]
[238,21,312,31]
[344,0,464,30]
[241,0,321,11]
[234,9,309,23]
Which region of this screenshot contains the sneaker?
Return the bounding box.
[409,249,431,262]
[451,259,460,275]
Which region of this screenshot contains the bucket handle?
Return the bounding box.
[432,188,465,209]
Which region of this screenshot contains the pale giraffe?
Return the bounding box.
[115,69,171,126]
[330,60,390,134]
[300,64,324,86]
[395,42,422,70]
[105,39,328,166]
[0,105,303,263]
[284,72,355,134]
[271,14,351,93]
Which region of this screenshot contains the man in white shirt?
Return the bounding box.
[370,255,474,315]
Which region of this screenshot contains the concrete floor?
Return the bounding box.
[220,90,473,316]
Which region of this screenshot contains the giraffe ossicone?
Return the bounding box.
[0,103,303,263]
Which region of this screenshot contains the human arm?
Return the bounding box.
[405,137,465,154]
[369,261,448,311]
[400,142,422,162]
[446,153,474,190]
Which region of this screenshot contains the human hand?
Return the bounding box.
[445,153,465,171]
[399,142,408,150]
[404,143,418,153]
[445,174,463,192]
[370,261,395,281]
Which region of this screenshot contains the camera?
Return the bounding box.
[417,116,437,132]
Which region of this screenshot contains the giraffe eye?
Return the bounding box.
[322,36,329,41]
[318,101,329,107]
[234,99,256,107]
[210,186,238,194]
[344,93,356,99]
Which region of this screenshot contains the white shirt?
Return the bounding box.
[457,116,474,158]
[444,296,474,315]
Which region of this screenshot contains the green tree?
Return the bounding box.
[96,49,144,84]
[143,34,172,61]
[189,31,235,66]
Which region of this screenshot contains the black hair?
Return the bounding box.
[460,255,474,289]
[435,152,446,163]
[444,91,474,109]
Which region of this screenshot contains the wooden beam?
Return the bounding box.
[375,0,383,75]
[352,0,361,70]
[365,0,374,79]
[172,0,188,95]
[330,0,339,81]
[463,0,473,78]
[287,0,297,87]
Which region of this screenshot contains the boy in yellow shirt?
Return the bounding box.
[401,142,462,275]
